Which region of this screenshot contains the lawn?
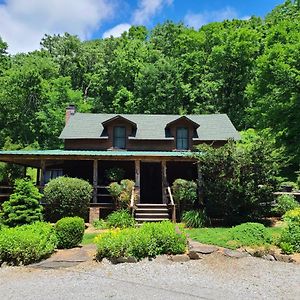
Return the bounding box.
[82,233,98,245]
[186,226,284,249]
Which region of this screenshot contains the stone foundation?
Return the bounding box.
[89,207,100,223]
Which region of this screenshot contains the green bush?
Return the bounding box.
[182,210,208,228]
[273,194,299,216]
[231,222,271,246]
[108,179,135,208]
[96,221,187,261]
[172,179,198,213]
[92,219,108,230]
[0,222,57,266]
[105,167,125,182]
[283,208,300,224]
[55,217,85,249]
[279,223,300,254]
[0,179,43,227]
[106,209,135,229]
[43,177,93,221]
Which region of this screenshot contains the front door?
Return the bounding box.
[140,162,162,203]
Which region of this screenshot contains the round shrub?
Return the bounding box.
[55,217,85,249]
[0,179,43,227]
[273,194,299,216]
[279,223,300,254]
[106,209,135,229]
[43,177,93,221]
[0,222,57,266]
[231,222,270,246]
[182,210,208,228]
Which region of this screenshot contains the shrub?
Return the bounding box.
[43,177,93,222]
[0,179,43,227]
[182,210,208,228]
[108,179,135,208]
[273,194,299,216]
[231,222,271,247]
[92,219,108,230]
[172,179,198,213]
[0,222,57,266]
[279,181,298,192]
[55,217,85,249]
[279,223,300,254]
[96,221,187,261]
[105,167,125,182]
[106,209,135,229]
[283,208,300,224]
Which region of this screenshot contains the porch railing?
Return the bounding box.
[167,186,176,223]
[0,185,13,202]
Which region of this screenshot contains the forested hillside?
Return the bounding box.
[0,1,299,173]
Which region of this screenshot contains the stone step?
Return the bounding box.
[136,203,167,207]
[135,218,170,223]
[135,208,168,213]
[135,213,169,218]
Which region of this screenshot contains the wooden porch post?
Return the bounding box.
[93,159,98,203]
[135,160,140,203]
[40,160,46,187]
[161,160,167,204]
[36,168,40,185]
[197,162,204,206]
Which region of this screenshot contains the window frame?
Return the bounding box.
[176,127,189,150]
[113,126,126,149]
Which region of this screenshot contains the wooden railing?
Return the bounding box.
[0,185,13,201]
[167,186,176,223]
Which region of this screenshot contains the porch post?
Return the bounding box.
[93,159,98,203]
[40,160,46,187]
[197,162,204,206]
[161,160,167,204]
[135,160,140,203]
[36,168,40,185]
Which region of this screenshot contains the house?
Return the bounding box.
[0,105,240,222]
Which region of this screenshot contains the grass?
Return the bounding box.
[186,226,284,250]
[82,233,98,245]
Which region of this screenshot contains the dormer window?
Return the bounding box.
[176,127,189,150]
[113,126,126,149]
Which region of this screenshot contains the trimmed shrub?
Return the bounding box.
[55,217,85,249]
[172,179,198,213]
[96,221,187,261]
[0,179,43,227]
[182,210,208,228]
[92,219,108,230]
[279,223,300,254]
[231,222,270,246]
[0,222,57,266]
[283,208,300,224]
[273,194,299,216]
[106,209,135,229]
[105,167,125,182]
[108,179,135,208]
[43,177,93,221]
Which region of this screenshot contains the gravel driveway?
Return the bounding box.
[0,253,299,300]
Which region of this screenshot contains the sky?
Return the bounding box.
[0,0,284,54]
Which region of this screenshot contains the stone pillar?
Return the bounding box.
[89,207,100,223]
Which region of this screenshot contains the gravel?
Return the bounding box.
[0,253,299,300]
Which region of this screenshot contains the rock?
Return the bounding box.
[191,245,218,254]
[273,253,295,263]
[168,254,190,263]
[262,254,276,261]
[188,251,203,260]
[223,249,250,259]
[111,256,138,264]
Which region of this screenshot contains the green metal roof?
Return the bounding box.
[59,113,240,141]
[0,149,193,158]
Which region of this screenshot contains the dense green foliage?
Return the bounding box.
[108,179,135,208]
[283,207,300,223]
[55,217,85,249]
[231,223,271,246]
[96,221,187,261]
[105,167,125,182]
[92,219,108,230]
[279,223,300,254]
[195,137,280,223]
[0,222,57,265]
[0,179,43,227]
[273,194,299,216]
[181,210,208,228]
[172,179,198,213]
[106,209,135,229]
[0,1,299,176]
[43,177,92,221]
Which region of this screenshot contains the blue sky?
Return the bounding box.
[0,0,284,54]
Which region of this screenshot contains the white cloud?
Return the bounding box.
[132,0,173,25]
[184,7,248,29]
[102,23,131,39]
[0,0,116,54]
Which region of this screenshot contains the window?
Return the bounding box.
[113,126,126,149]
[45,169,63,183]
[176,127,189,150]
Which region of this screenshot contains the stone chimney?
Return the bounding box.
[65,104,76,124]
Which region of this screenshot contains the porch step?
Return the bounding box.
[134,203,170,223]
